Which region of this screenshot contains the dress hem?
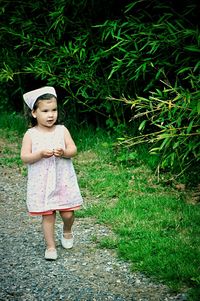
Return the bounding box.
[29,205,81,216]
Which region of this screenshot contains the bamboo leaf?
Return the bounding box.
[194,61,200,72]
[177,67,191,74]
[187,121,194,134]
[184,46,200,53]
[197,102,200,114]
[139,120,147,131]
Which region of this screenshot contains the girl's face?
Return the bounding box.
[32,98,58,130]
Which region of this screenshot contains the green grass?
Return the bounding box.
[75,155,200,289]
[0,112,200,299]
[73,127,200,297]
[0,112,27,135]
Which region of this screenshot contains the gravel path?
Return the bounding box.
[0,165,187,301]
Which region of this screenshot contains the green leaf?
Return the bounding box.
[197,102,200,114]
[139,120,147,131]
[177,67,191,74]
[184,46,200,53]
[187,121,194,134]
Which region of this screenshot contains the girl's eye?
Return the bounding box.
[53,108,57,111]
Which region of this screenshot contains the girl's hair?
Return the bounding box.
[30,93,57,127]
[33,93,57,110]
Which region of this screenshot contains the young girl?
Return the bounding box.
[21,86,83,260]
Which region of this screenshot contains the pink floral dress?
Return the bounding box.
[26,125,83,215]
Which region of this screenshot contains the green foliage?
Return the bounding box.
[188,286,200,301]
[115,80,200,183]
[94,1,199,94]
[0,0,199,182]
[1,1,199,116]
[91,0,200,182]
[0,112,27,135]
[0,0,128,122]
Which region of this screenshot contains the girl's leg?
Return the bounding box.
[42,212,56,249]
[59,211,74,238]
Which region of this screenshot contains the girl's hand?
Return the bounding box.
[41,149,54,158]
[53,147,64,157]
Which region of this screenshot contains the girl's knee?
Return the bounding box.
[42,212,56,222]
[60,210,74,219]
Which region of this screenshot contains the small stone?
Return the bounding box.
[105,266,113,272]
[135,279,141,284]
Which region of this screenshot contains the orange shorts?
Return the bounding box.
[29,205,81,216]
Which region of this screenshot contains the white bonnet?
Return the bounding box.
[23,86,57,109]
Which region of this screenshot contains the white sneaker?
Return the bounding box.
[61,232,74,249]
[45,248,58,260]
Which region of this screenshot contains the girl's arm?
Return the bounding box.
[21,131,54,164]
[53,126,77,158]
[63,127,77,158]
